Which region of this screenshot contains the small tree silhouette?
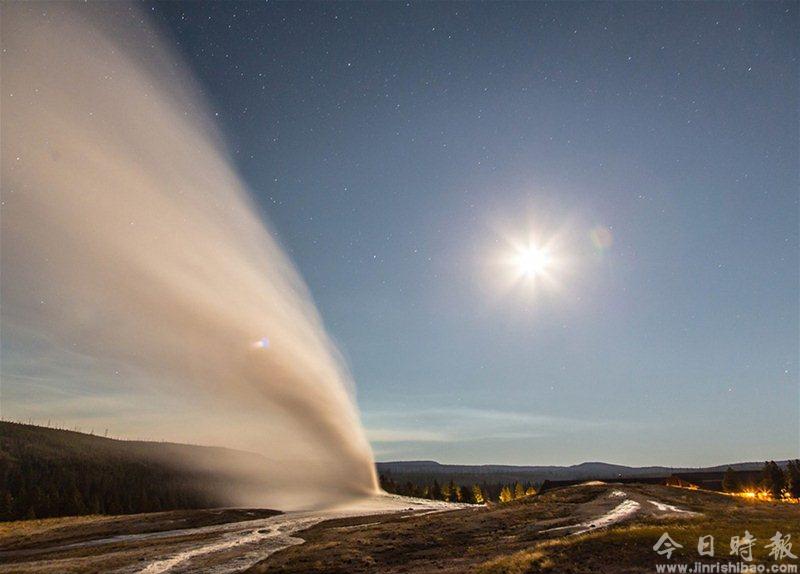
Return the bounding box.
[722,467,739,492]
[787,460,800,500]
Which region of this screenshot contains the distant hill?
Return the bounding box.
[376,459,780,486]
[0,421,267,522]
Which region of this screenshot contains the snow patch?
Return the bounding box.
[648,500,696,515]
[542,499,641,536]
[574,500,641,534]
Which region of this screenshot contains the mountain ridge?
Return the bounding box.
[376,459,785,481]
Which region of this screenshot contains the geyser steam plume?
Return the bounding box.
[1,4,378,508]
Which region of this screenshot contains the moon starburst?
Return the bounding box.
[512,244,552,279]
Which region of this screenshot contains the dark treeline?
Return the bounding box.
[0,422,234,522]
[379,474,537,504]
[0,458,219,521]
[722,460,800,500]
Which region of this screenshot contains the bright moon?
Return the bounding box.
[513,244,552,279]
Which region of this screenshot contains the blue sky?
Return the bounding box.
[5,2,795,468]
[144,1,798,466]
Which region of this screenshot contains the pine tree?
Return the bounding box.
[448,481,459,503]
[787,460,800,500]
[499,485,512,503]
[722,467,739,492]
[514,482,525,499]
[769,461,785,499]
[431,480,442,501]
[441,481,451,501]
[471,484,485,504]
[761,461,773,496]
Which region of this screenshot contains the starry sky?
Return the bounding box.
[145,1,798,467]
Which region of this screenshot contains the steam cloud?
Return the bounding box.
[1,3,378,508]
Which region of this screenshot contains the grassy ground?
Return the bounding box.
[481,486,800,574]
[247,484,800,574]
[245,485,608,574]
[1,484,796,574]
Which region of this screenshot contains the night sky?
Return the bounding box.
[147,2,797,466]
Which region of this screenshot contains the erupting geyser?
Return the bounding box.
[1,3,378,508]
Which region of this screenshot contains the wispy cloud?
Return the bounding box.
[366,428,450,443]
[362,405,608,446]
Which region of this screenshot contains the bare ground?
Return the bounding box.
[1,485,797,574]
[0,509,279,574]
[245,484,800,574]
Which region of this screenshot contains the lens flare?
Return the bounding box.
[589,226,613,251]
[252,337,270,349]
